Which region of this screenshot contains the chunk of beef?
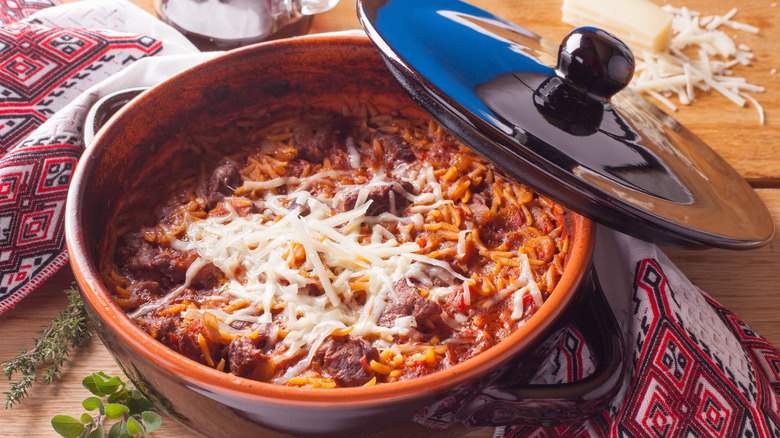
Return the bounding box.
[343,180,415,216]
[115,233,195,285]
[173,323,204,363]
[301,283,323,297]
[314,335,378,387]
[227,325,274,381]
[381,134,416,163]
[206,160,242,209]
[529,205,554,234]
[138,315,203,364]
[378,279,442,329]
[284,160,310,178]
[115,233,156,273]
[139,314,178,342]
[150,249,195,284]
[468,197,493,225]
[190,262,225,291]
[155,188,193,224]
[293,118,349,163]
[229,320,252,330]
[119,281,161,309]
[469,197,527,249]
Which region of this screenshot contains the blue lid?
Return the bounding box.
[358,0,773,249]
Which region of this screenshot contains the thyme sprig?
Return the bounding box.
[3,283,92,408]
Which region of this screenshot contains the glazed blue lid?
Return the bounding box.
[357,0,773,249]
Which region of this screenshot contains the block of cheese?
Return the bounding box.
[561,0,672,52]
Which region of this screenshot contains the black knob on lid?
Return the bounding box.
[556,27,635,100]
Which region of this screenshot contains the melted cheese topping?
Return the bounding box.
[146,164,540,382]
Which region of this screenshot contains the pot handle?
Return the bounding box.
[457,270,625,427]
[83,87,148,146]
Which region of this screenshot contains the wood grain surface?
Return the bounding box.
[3,0,780,437]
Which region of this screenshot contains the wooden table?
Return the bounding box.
[2,0,779,436]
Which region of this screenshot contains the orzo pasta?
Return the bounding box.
[101,102,570,388]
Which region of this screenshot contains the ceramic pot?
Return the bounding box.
[65,35,622,437]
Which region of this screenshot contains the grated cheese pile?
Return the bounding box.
[630,6,766,123]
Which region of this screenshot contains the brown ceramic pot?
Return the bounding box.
[65,35,621,437]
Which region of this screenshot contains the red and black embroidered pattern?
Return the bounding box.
[0,136,78,311]
[501,323,613,438]
[615,260,780,437]
[499,259,780,437]
[0,1,162,313]
[0,23,161,150]
[0,0,58,25]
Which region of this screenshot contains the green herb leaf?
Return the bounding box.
[126,417,143,435]
[93,373,123,396]
[108,420,123,438]
[105,403,129,420]
[118,420,130,437]
[51,414,86,438]
[86,424,104,438]
[82,374,100,396]
[82,396,103,413]
[52,371,163,437]
[141,411,162,433]
[107,389,128,404]
[126,396,154,416]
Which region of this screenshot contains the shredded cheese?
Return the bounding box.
[170,162,539,382]
[481,254,542,320]
[629,5,765,123]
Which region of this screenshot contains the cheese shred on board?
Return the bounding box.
[563,2,766,123]
[632,6,765,123]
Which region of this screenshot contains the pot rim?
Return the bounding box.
[65,34,596,407]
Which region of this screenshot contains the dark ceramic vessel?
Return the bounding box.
[65,36,618,437]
